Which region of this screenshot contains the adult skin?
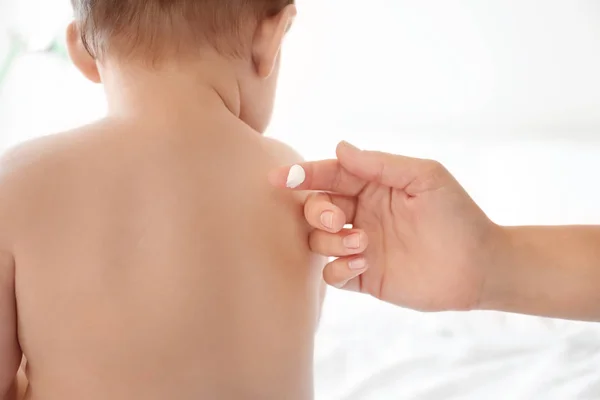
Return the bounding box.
[269,141,600,322]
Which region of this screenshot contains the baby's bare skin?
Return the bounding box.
[0,115,324,400]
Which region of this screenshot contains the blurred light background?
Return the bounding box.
[1,1,600,399]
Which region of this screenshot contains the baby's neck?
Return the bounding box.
[101,57,242,126]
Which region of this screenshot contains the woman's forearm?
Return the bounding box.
[481,225,600,321]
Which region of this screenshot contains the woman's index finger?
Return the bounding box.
[268,159,366,196]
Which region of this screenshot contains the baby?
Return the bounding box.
[0,1,326,399]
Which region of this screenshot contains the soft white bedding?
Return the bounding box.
[315,293,600,399]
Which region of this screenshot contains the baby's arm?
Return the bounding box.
[263,138,327,320]
[0,251,21,400]
[0,149,26,400]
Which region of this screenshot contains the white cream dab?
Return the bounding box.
[286,165,306,189]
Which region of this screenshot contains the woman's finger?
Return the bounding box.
[335,141,453,195]
[304,192,357,232]
[309,229,368,257]
[322,256,368,291]
[268,159,367,196]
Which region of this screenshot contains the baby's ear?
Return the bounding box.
[66,21,101,84]
[251,4,297,79]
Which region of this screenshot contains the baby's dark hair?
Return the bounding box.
[71,0,294,61]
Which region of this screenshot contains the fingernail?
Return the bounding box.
[340,141,361,152]
[334,280,348,289]
[343,233,362,249]
[348,258,367,271]
[320,211,334,230]
[286,165,306,189]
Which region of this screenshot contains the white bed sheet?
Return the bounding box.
[315,293,600,400]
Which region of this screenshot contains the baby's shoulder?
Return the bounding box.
[0,122,107,233]
[1,134,69,179]
[0,120,110,182]
[260,136,304,165]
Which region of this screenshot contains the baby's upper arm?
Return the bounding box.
[0,146,29,397]
[0,251,20,398]
[262,138,328,318]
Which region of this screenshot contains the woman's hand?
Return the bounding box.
[270,141,503,312]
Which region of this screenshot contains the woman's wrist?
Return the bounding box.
[477,225,522,313]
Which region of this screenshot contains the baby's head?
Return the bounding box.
[67,0,296,132]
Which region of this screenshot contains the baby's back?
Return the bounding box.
[1,118,322,400]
